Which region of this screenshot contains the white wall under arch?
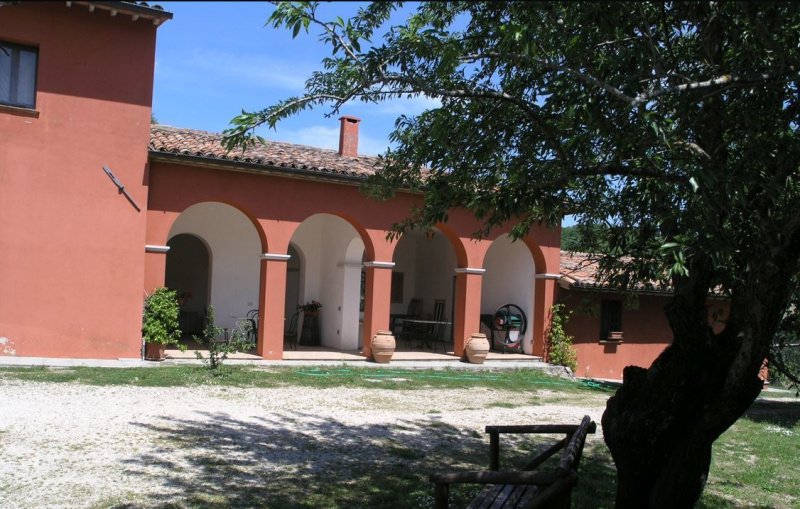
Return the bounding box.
[391,230,458,344]
[481,234,536,354]
[290,214,364,350]
[168,202,261,332]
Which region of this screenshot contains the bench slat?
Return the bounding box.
[467,484,542,509]
[527,469,578,509]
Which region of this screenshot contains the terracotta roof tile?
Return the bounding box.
[559,251,603,288]
[559,251,671,294]
[149,124,383,179]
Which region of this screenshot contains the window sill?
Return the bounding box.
[0,104,39,118]
[599,340,623,345]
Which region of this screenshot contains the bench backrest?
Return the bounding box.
[557,415,595,473]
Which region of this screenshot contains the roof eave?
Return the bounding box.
[148,150,370,187]
[559,279,674,297]
[71,1,173,24]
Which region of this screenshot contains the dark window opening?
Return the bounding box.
[0,41,38,109]
[390,272,404,304]
[600,300,622,340]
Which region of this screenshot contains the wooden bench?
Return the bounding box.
[430,415,596,509]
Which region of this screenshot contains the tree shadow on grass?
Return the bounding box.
[110,411,617,509]
[745,398,800,427]
[113,410,552,509]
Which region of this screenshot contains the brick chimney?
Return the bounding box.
[338,115,361,157]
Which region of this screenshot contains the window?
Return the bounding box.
[600,299,622,340]
[0,41,38,109]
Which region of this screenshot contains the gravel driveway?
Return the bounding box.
[0,378,607,509]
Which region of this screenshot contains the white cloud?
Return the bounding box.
[181,50,311,92]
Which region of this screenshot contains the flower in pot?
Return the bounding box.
[142,287,183,361]
[298,300,322,315]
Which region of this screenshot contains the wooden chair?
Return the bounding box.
[245,308,259,343]
[284,311,299,350]
[392,298,423,347]
[422,299,448,351]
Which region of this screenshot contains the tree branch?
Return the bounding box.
[631,67,799,107]
[460,51,635,104]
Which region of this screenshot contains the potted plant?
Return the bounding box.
[298,300,322,315]
[298,300,322,346]
[142,287,182,361]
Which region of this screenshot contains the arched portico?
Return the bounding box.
[481,234,536,354]
[165,233,211,337]
[390,227,459,352]
[167,202,262,334]
[288,213,368,351]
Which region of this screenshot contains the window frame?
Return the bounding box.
[0,40,39,110]
[600,299,623,340]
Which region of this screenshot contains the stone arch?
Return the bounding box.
[289,213,366,350]
[481,234,537,354]
[390,225,460,351]
[168,202,262,333]
[165,233,211,337]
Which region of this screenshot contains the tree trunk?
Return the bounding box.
[601,254,794,508]
[602,342,762,508]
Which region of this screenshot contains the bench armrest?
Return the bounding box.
[485,422,597,435]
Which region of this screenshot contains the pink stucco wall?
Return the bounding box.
[0,4,562,361]
[145,161,561,359]
[0,4,158,358]
[561,291,672,380]
[561,289,730,380]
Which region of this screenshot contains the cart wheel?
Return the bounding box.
[491,304,528,351]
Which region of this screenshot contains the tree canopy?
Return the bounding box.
[225,3,800,506]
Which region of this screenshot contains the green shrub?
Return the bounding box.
[142,287,182,346]
[194,305,255,370]
[546,303,578,372]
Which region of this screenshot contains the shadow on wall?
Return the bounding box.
[117,410,617,509]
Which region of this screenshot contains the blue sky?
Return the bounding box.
[153,2,575,227]
[153,2,438,156]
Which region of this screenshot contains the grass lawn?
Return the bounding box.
[575,398,800,509]
[0,366,797,508]
[0,364,603,392]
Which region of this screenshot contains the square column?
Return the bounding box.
[533,273,561,358]
[361,261,395,359]
[453,268,485,357]
[257,253,290,360]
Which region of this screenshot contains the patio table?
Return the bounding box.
[401,318,452,350]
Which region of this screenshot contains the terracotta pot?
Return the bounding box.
[371,330,396,364]
[465,333,490,364]
[144,342,165,361]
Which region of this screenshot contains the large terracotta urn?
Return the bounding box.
[371,330,396,363]
[465,333,490,364]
